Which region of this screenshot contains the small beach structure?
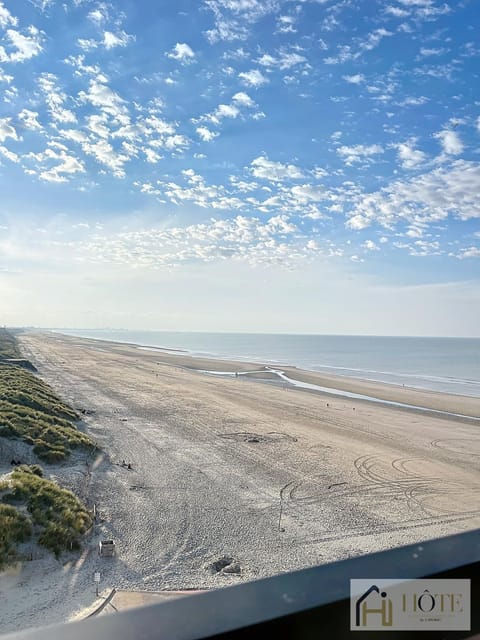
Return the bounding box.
[99,540,116,557]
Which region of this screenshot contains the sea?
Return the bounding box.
[51,330,480,399]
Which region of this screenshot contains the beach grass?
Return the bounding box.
[0,331,94,463]
[0,328,21,360]
[0,465,93,567]
[0,364,94,462]
[0,503,33,570]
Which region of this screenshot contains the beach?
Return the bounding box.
[1,331,479,634]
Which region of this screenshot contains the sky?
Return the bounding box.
[0,0,479,336]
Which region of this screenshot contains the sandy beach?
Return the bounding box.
[1,331,479,635]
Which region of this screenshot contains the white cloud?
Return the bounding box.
[0,1,17,28]
[88,7,107,24]
[288,184,326,205]
[193,91,257,129]
[3,84,16,103]
[167,42,195,63]
[196,126,219,142]
[29,0,54,11]
[0,26,44,63]
[77,38,98,51]
[276,15,297,34]
[337,144,384,165]
[238,69,268,87]
[0,69,13,83]
[345,160,480,231]
[232,91,254,107]
[0,118,18,142]
[362,27,393,51]
[396,140,427,169]
[346,215,371,231]
[86,114,109,139]
[204,0,279,43]
[434,129,464,155]
[156,170,244,209]
[25,145,85,183]
[60,128,90,144]
[82,139,129,177]
[398,0,433,6]
[195,102,239,126]
[64,54,101,78]
[415,2,451,19]
[111,123,144,141]
[39,152,85,183]
[397,95,429,107]
[144,148,162,163]
[419,47,447,57]
[385,5,410,17]
[257,51,307,70]
[18,109,43,131]
[142,115,174,136]
[79,78,128,119]
[0,144,18,162]
[163,134,190,150]
[103,30,136,49]
[80,213,309,269]
[251,156,304,182]
[343,73,365,84]
[457,246,480,259]
[216,103,240,119]
[38,73,77,124]
[362,239,379,251]
[324,28,392,64]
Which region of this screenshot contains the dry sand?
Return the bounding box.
[1,331,479,635]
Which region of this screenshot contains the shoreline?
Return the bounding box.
[198,367,480,423]
[48,331,480,420]
[47,329,480,400]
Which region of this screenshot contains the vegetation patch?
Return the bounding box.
[0,331,94,463]
[0,328,21,360]
[0,465,93,566]
[0,503,33,570]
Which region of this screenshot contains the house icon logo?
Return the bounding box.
[350,579,470,631]
[355,584,393,627]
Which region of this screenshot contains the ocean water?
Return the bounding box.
[52,330,480,399]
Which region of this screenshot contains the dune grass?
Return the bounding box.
[0,328,21,360]
[0,364,94,463]
[0,503,33,570]
[0,465,93,567]
[0,331,95,463]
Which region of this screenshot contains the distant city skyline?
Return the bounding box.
[0,0,479,336]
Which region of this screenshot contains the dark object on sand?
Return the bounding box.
[99,540,116,557]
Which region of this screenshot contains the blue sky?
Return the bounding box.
[0,0,479,335]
